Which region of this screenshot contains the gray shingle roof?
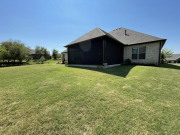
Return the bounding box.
[65,27,166,47]
[166,54,180,61]
[65,27,107,46]
[109,27,165,45]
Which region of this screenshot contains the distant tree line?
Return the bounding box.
[0,40,61,64]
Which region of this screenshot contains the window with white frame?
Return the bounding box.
[132,46,146,60]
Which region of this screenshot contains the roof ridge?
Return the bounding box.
[97,27,125,45]
[109,27,166,45]
[110,27,165,40]
[95,27,108,35]
[110,27,123,32]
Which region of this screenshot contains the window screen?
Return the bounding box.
[139,46,146,59]
[132,48,138,59]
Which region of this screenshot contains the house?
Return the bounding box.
[166,54,180,63]
[64,27,166,67]
[61,49,68,63]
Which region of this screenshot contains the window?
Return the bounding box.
[139,46,146,59]
[132,48,138,59]
[132,46,146,60]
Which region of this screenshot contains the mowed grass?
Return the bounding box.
[29,59,61,65]
[0,64,180,134]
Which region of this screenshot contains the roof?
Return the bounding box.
[166,54,180,61]
[65,27,166,47]
[65,27,106,47]
[62,49,67,53]
[109,27,166,45]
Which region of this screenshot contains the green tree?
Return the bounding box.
[35,46,41,54]
[57,53,61,59]
[161,48,173,63]
[39,56,45,64]
[0,41,12,62]
[0,46,8,62]
[35,46,50,59]
[52,49,58,60]
[0,40,30,62]
[25,55,32,63]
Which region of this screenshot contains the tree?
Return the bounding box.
[16,44,30,62]
[35,46,41,54]
[0,40,30,62]
[39,56,45,64]
[0,41,12,62]
[35,46,50,59]
[161,48,173,63]
[52,49,58,60]
[25,55,32,63]
[57,53,61,59]
[0,46,8,62]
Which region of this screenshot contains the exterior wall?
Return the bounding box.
[64,53,68,61]
[61,52,68,63]
[123,41,160,65]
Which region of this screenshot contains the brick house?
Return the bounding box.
[64,27,166,67]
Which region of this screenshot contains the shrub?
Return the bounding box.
[123,59,131,65]
[64,61,68,66]
[25,55,32,63]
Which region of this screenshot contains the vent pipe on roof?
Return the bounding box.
[125,30,127,36]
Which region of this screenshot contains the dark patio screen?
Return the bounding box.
[68,38,103,65]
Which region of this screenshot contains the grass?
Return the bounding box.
[0,64,180,134]
[29,59,61,64]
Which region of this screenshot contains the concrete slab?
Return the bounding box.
[67,64,121,68]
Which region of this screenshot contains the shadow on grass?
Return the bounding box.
[69,64,180,78]
[160,64,180,70]
[0,62,28,68]
[70,65,135,78]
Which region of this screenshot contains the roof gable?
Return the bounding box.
[109,27,165,45]
[65,27,106,46]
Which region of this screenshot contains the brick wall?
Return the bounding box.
[123,41,160,65]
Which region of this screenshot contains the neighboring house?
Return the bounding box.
[166,54,180,63]
[64,27,166,67]
[29,49,51,60]
[61,49,68,63]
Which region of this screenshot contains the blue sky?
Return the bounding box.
[0,0,180,54]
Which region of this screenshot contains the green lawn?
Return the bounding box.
[0,64,180,134]
[29,59,61,64]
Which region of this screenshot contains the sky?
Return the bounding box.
[0,0,180,54]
